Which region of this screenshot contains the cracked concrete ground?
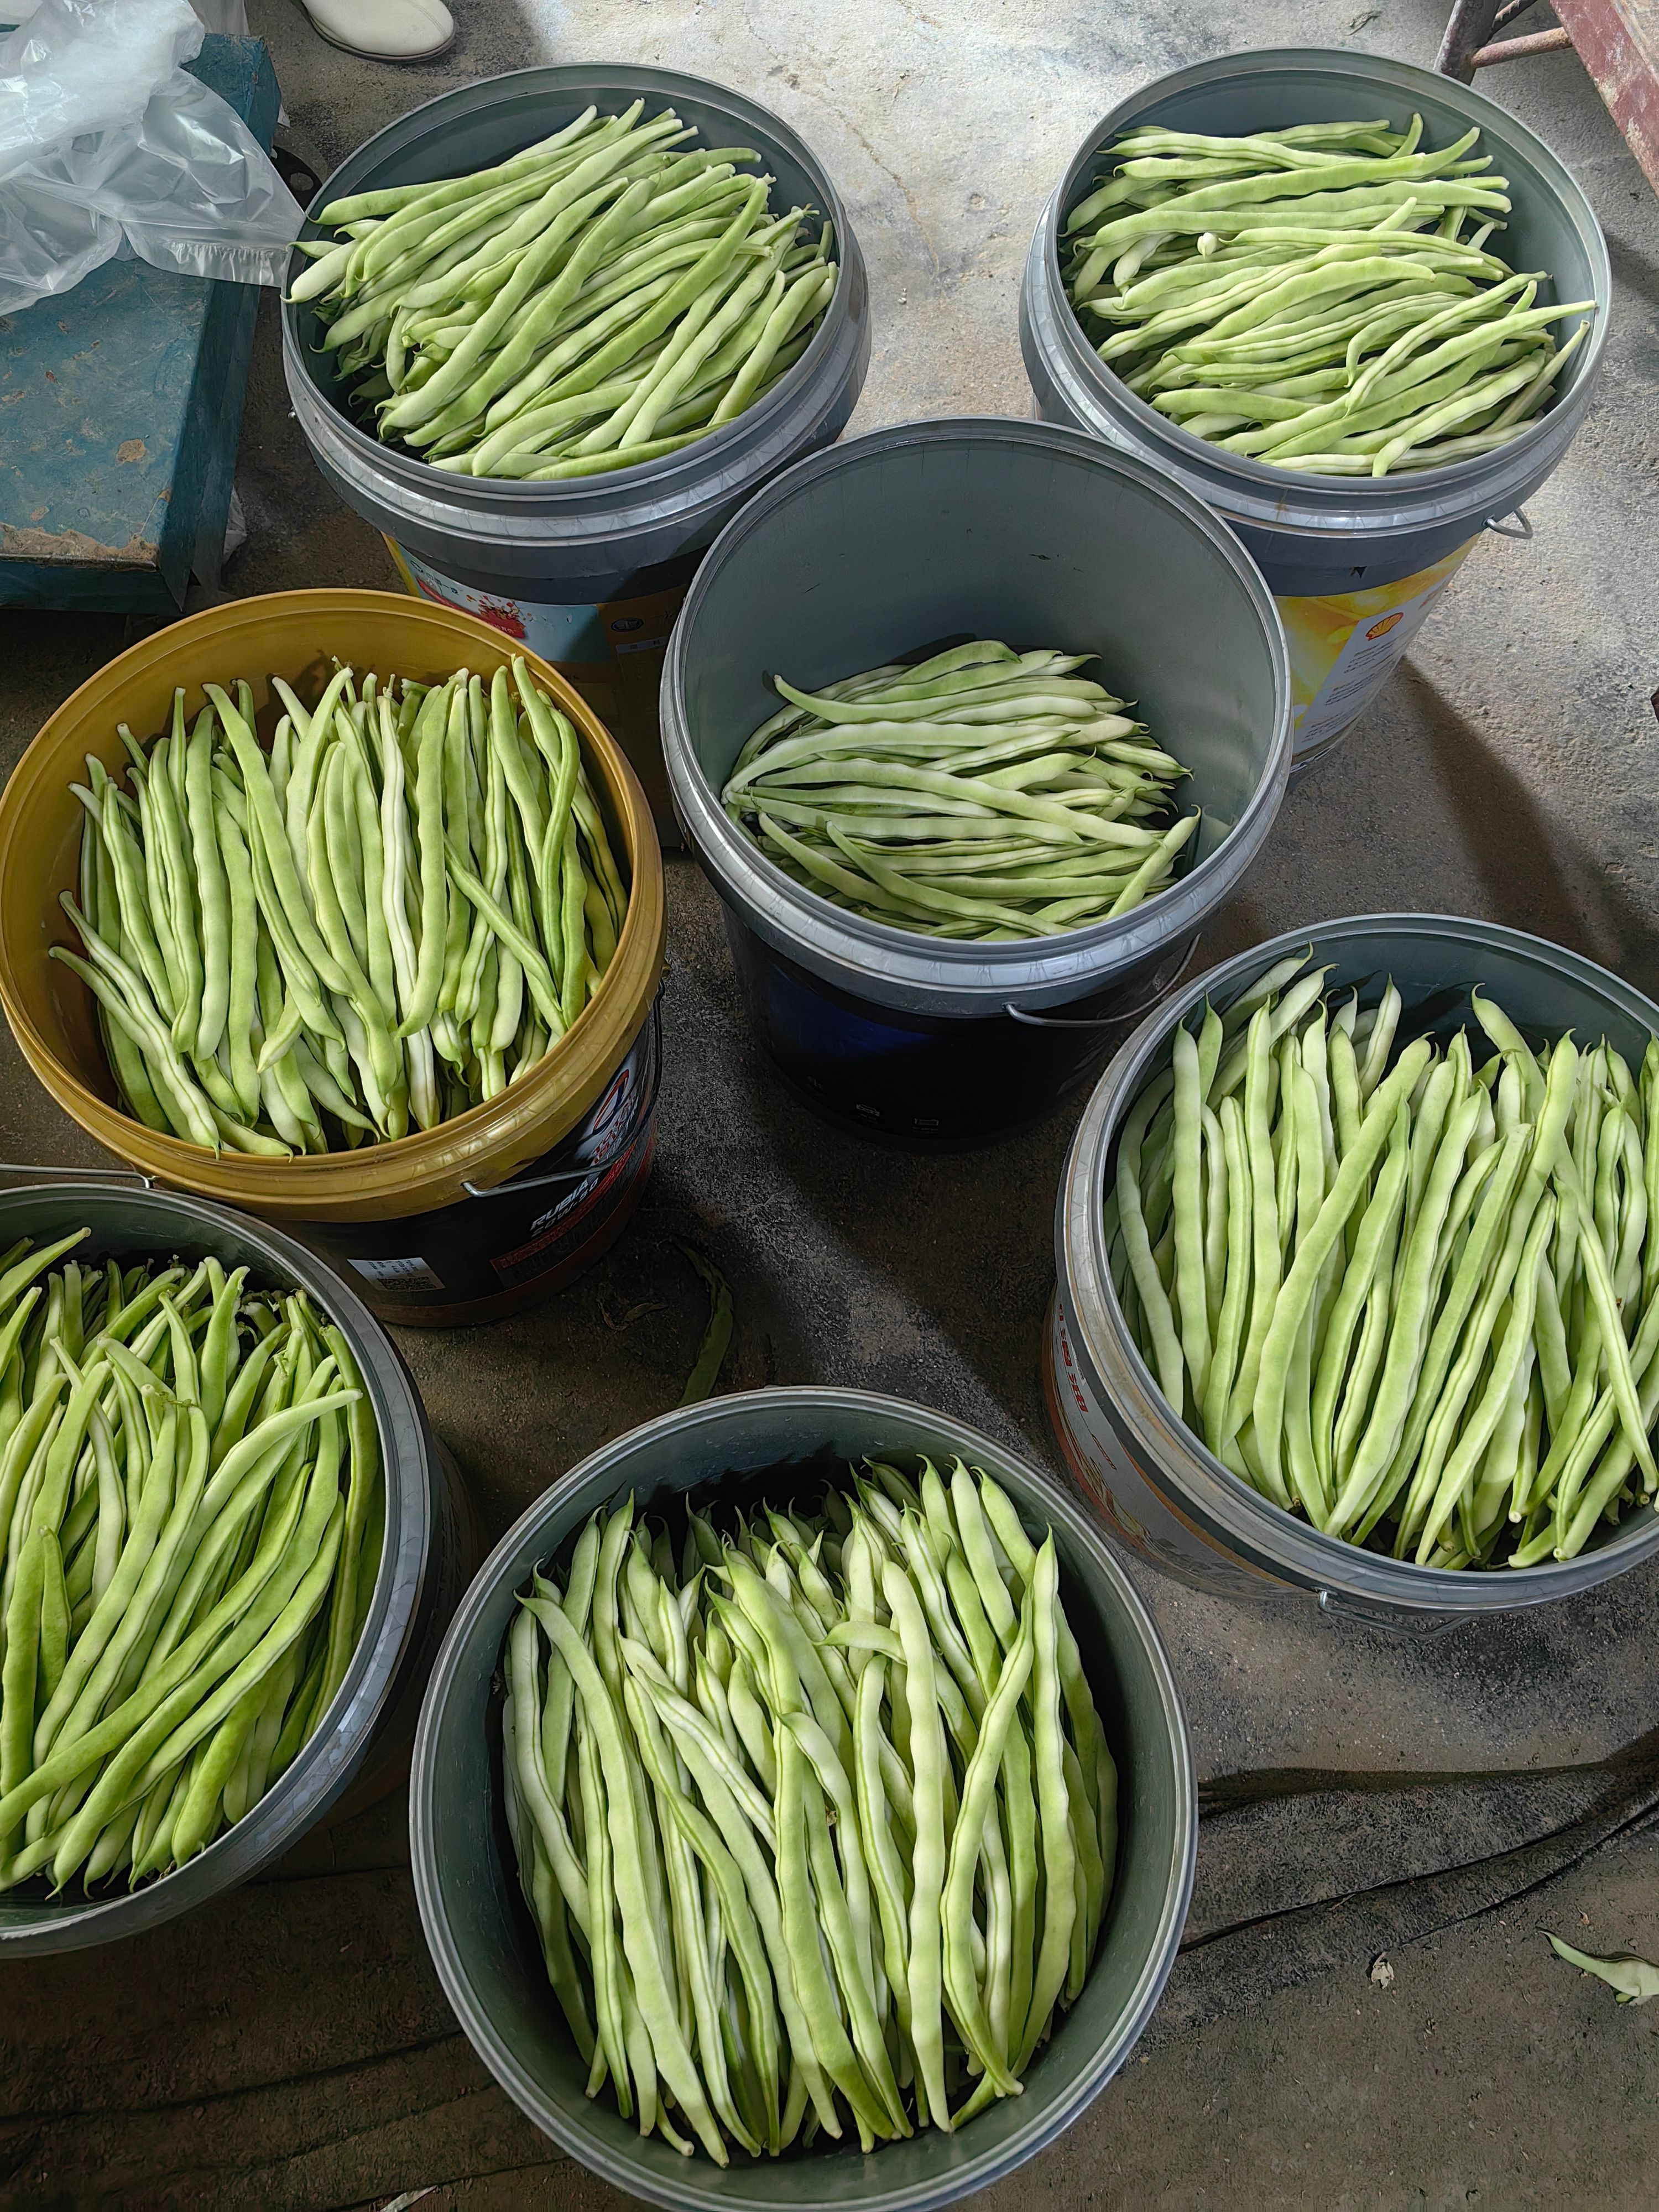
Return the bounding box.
[0,0,1656,2204]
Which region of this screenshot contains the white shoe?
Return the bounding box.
[296,0,456,62]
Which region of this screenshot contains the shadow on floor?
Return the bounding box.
[1606,230,1659,314]
[1404,661,1659,996]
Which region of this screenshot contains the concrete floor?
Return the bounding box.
[1,0,1657,2204]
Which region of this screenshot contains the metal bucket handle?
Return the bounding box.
[1485,506,1533,540]
[1317,1587,1472,1641]
[1005,932,1202,1030]
[462,1159,611,1201]
[461,994,664,1200]
[0,1161,154,1187]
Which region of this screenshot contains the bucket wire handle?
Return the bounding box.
[1316,1587,1469,1641]
[1005,932,1202,1031]
[1486,507,1533,540]
[459,998,664,1201]
[460,1122,653,1201]
[0,1161,154,1188]
[461,1162,601,1201]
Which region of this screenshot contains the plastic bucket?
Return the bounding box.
[0,590,666,1328]
[282,66,870,838]
[410,1385,1196,2211]
[0,1175,457,1952]
[660,415,1292,1145]
[1047,915,1659,1636]
[1020,48,1611,767]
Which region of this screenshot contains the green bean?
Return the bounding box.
[206,689,350,1001]
[1198,1097,1253,1451]
[180,711,232,1062]
[297,105,837,478]
[786,1708,909,2136]
[535,1594,729,2162]
[1414,1196,1558,1559]
[876,1558,951,2130]
[942,1586,1035,2094]
[40,1490,342,1891]
[1013,1537,1077,2072]
[1308,1113,1408,1499]
[1251,1044,1443,1505]
[1067,116,1594,474]
[1113,961,1659,1566]
[627,1677,770,2150]
[731,640,1197,940]
[64,660,625,1154]
[0,1245,379,1888]
[505,1468,1113,2156]
[388,137,692,429]
[49,941,220,1153]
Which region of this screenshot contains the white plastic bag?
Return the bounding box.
[0,0,299,317]
[3,1,251,20]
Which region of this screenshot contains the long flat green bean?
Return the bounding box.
[0,1241,380,1890]
[294,105,838,479]
[725,640,1198,939]
[1112,958,1659,1566]
[502,1461,1116,2158]
[57,658,628,1156]
[1066,115,1595,475]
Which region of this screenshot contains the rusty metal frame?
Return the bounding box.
[1438,0,1659,196]
[1437,0,1566,76]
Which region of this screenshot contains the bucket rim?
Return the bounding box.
[1060,911,1659,1609]
[0,588,666,1222]
[281,61,862,517]
[0,1177,434,1950]
[1032,44,1612,514]
[661,414,1293,1002]
[410,1382,1198,2211]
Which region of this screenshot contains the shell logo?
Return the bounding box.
[1364,611,1406,641]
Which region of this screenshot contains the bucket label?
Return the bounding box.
[492,1147,641,1289]
[383,539,685,835]
[348,1254,446,1291]
[487,1005,660,1287]
[1277,540,1474,755]
[586,1062,635,1160]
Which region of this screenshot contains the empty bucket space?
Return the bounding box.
[662,416,1291,1144]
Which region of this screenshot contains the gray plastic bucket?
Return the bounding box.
[1020,48,1611,766]
[0,1175,461,1952]
[282,66,869,834]
[660,416,1292,1144]
[1047,916,1659,1636]
[410,1385,1195,2211]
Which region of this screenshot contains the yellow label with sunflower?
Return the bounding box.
[1277,539,1475,757]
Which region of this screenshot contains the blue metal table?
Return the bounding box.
[0,34,281,613]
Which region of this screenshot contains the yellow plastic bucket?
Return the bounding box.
[0,590,666,1321]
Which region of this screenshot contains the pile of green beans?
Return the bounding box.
[0,1232,381,1891]
[1064,116,1595,476]
[1109,955,1659,1567]
[292,102,838,480]
[56,657,627,1157]
[722,640,1198,940]
[502,1458,1116,2162]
